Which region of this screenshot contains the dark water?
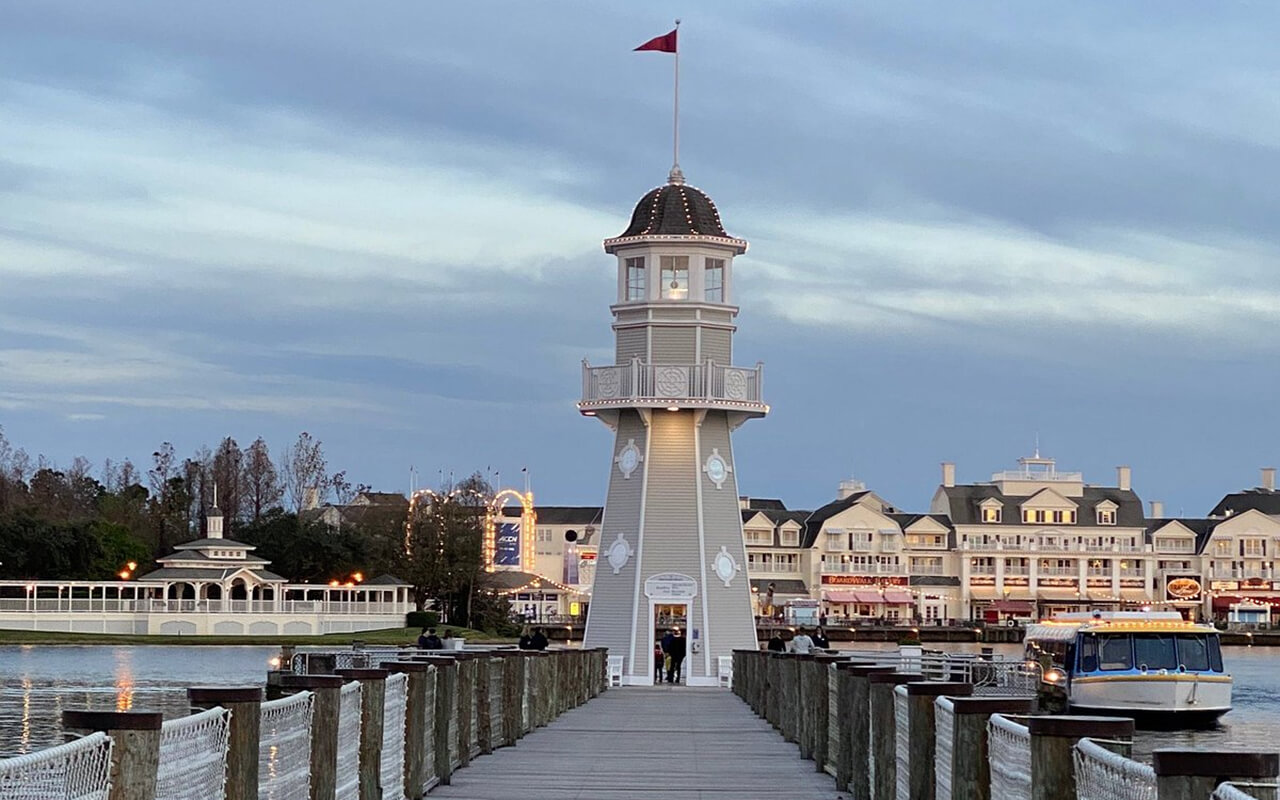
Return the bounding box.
[0,645,275,756]
[2,643,1278,760]
[833,641,1280,760]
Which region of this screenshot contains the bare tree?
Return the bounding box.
[280,432,328,514]
[210,437,243,530]
[241,437,281,521]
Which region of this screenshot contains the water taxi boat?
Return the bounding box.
[1023,611,1231,727]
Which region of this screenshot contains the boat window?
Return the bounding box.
[1176,635,1210,671]
[1133,634,1179,671]
[1207,636,1224,672]
[1097,635,1133,670]
[1078,635,1099,672]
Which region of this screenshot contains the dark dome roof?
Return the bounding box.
[618,181,730,238]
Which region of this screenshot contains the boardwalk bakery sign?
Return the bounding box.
[1165,577,1201,601]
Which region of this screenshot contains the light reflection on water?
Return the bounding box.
[0,645,275,756]
[834,641,1280,759]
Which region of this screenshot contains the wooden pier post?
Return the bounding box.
[280,673,345,800]
[188,687,264,800]
[381,661,434,800]
[904,682,973,800]
[336,668,389,800]
[868,672,923,800]
[942,697,1034,800]
[810,654,845,771]
[62,710,163,800]
[1152,750,1280,800]
[423,656,458,786]
[1028,715,1134,800]
[765,653,783,730]
[840,664,894,799]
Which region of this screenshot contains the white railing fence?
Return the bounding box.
[259,691,313,800]
[987,714,1031,800]
[1213,784,1279,800]
[335,682,363,800]
[155,706,232,800]
[895,685,910,800]
[0,731,113,800]
[934,696,955,800]
[1072,738,1156,800]
[836,650,1039,697]
[381,672,408,800]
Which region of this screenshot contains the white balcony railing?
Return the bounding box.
[580,359,766,411]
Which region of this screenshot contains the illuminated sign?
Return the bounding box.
[1039,577,1079,588]
[1165,577,1202,601]
[495,522,522,567]
[820,575,908,586]
[969,576,996,587]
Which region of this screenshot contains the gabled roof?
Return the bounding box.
[936,485,1144,527]
[741,498,788,511]
[363,574,410,586]
[802,491,876,548]
[1146,518,1220,554]
[1209,489,1280,518]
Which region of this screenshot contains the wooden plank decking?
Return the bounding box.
[429,686,843,800]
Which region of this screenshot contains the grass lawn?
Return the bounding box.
[0,626,513,647]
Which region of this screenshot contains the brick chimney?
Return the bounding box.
[941,462,956,488]
[1263,467,1277,492]
[1149,500,1164,519]
[1116,466,1131,492]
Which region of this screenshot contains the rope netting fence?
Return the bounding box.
[988,713,1031,800]
[1213,784,1278,800]
[0,731,113,800]
[259,691,313,800]
[155,706,232,800]
[381,672,408,800]
[335,681,362,800]
[1073,737,1156,800]
[934,696,955,800]
[894,685,910,800]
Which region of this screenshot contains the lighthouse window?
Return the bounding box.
[660,256,689,299]
[705,259,724,302]
[626,257,646,301]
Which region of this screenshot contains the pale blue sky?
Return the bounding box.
[1,2,1277,515]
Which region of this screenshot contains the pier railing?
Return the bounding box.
[2,647,607,800]
[732,648,1280,800]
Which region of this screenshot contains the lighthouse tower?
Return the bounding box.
[579,167,767,685]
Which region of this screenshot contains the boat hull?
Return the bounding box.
[1069,673,1231,728]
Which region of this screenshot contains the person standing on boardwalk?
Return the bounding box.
[654,642,665,682]
[766,630,786,652]
[664,628,687,683]
[812,627,830,650]
[417,627,443,649]
[530,627,549,650]
[518,625,535,650]
[788,627,814,654]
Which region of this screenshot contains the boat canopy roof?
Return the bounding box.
[1025,611,1218,641]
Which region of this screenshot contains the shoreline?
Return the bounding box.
[0,626,511,647]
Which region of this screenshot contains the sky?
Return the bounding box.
[1,2,1278,516]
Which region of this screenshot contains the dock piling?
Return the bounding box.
[187,686,263,800]
[62,710,164,800]
[1028,715,1134,800]
[1152,750,1280,800]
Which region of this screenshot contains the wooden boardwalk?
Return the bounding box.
[429,686,842,800]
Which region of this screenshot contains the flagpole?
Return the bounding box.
[672,18,681,181]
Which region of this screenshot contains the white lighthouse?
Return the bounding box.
[580,167,767,685]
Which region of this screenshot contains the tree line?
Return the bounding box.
[0,426,516,632]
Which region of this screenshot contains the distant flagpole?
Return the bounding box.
[634,22,682,182]
[672,18,681,179]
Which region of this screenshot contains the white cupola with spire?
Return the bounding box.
[206,484,224,539]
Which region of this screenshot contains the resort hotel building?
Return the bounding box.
[500,458,1280,627]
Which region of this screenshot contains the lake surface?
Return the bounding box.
[2,643,1279,760]
[0,645,276,756]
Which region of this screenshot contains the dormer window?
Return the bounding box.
[705,259,725,302]
[626,257,646,301]
[660,256,689,299]
[1097,509,1116,525]
[981,507,1002,524]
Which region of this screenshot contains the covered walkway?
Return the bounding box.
[429,686,841,800]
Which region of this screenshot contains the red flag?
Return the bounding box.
[634,29,677,53]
